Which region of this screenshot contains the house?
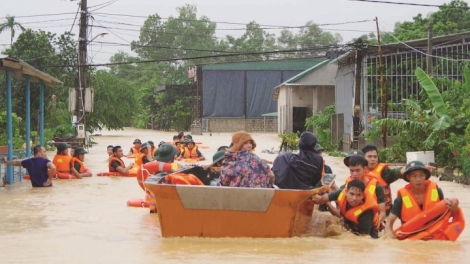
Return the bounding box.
[199,57,332,133]
[334,32,470,151]
[272,58,337,134]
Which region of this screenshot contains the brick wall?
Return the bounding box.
[203,118,278,133]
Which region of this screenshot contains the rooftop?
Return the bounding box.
[0,55,62,87]
[201,57,329,71]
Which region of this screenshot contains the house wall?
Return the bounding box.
[312,85,335,113]
[203,118,278,133]
[277,86,287,134]
[335,63,355,147]
[297,63,337,86]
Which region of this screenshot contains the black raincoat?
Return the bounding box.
[272,132,324,190]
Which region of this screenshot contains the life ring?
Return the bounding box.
[137,161,176,190]
[96,172,135,177]
[56,172,78,179]
[127,198,149,208]
[395,200,448,238]
[24,175,30,180]
[195,142,203,145]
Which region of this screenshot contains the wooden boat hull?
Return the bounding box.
[144,178,328,238]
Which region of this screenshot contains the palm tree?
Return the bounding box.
[0,15,26,45]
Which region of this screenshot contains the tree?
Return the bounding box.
[86,70,138,132]
[0,15,26,45]
[387,0,470,42]
[297,21,342,56]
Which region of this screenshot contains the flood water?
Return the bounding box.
[1,128,469,263]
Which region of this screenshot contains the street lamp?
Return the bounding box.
[88,32,108,43]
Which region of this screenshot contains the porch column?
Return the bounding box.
[25,75,31,157]
[39,82,45,146]
[6,68,13,183]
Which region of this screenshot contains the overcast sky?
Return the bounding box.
[0,0,464,64]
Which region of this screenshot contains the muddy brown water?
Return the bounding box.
[0,128,469,263]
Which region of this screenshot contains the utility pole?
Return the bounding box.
[77,0,88,146]
[427,23,433,75]
[376,17,387,148]
[352,38,363,150]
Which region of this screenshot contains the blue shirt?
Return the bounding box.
[21,158,52,187]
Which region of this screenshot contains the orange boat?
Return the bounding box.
[144,176,329,238]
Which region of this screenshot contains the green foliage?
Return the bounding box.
[326,150,346,157]
[278,132,300,151]
[0,111,24,149]
[0,15,26,44]
[86,70,137,132]
[305,105,337,151]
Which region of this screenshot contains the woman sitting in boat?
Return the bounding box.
[109,146,134,174]
[385,160,464,241]
[219,131,274,188]
[70,147,92,179]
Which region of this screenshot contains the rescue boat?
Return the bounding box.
[144,175,329,238]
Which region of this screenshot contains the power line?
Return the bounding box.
[348,0,470,9]
[1,12,78,19]
[70,3,81,33]
[44,45,343,67]
[89,0,119,12]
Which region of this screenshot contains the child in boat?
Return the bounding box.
[385,160,461,239]
[70,147,92,179]
[322,179,380,238]
[109,145,134,174]
[219,131,274,188]
[175,140,184,158]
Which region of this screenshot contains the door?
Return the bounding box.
[292,107,308,133]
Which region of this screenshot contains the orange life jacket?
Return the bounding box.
[183,146,199,159]
[344,174,378,201]
[165,172,204,185]
[398,180,440,223]
[131,147,140,154]
[134,152,147,167]
[108,156,125,172]
[368,163,392,211]
[337,188,381,231]
[52,154,72,172]
[70,157,84,173]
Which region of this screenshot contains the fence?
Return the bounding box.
[0,149,31,186]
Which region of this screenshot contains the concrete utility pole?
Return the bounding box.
[77,0,87,145]
[427,23,433,75]
[376,17,387,148]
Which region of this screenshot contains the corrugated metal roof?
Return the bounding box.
[0,55,62,86]
[202,57,328,71]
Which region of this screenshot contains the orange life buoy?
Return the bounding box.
[137,161,175,190]
[395,200,466,241]
[56,172,78,179]
[127,198,149,208]
[96,172,135,177]
[24,175,30,180]
[195,142,203,145]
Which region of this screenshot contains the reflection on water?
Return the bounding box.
[0,128,469,263]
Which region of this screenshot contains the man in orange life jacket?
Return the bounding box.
[127,139,142,156]
[175,140,184,158]
[52,143,73,174]
[148,141,156,159]
[109,145,134,174]
[135,142,153,167]
[177,139,205,161]
[362,145,403,216]
[313,154,387,223]
[322,179,380,238]
[70,147,92,179]
[385,160,460,238]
